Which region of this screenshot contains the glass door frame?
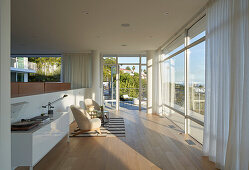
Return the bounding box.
[102,55,147,111]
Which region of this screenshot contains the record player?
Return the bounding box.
[11,120,40,131]
[11,116,50,131]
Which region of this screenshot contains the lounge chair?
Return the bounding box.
[70,105,101,136]
[84,98,101,111]
[84,98,110,123]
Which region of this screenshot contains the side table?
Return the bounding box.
[97,110,110,125]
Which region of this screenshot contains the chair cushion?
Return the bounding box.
[89,118,101,129]
[79,108,91,119]
[70,105,91,130]
[84,98,101,111]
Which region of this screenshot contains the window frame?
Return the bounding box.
[161,15,206,130]
[102,55,147,111]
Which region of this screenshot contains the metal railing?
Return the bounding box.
[11,58,37,71]
[163,104,204,126]
[28,62,37,70]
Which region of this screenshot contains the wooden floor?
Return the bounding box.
[17,109,217,170]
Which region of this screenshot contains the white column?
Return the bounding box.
[184,29,190,134]
[116,57,119,110]
[170,59,175,110]
[154,52,162,115]
[100,56,104,106]
[0,0,11,169]
[149,51,162,115]
[147,50,155,114]
[91,50,101,104]
[139,56,142,111]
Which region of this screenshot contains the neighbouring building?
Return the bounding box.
[10,57,37,82]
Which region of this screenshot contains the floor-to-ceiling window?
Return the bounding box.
[162,16,206,143]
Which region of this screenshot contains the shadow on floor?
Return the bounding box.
[16,110,216,170]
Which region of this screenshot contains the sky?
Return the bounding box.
[104,32,206,86]
[188,41,205,85]
[118,57,146,73]
[164,32,206,85]
[168,40,205,85]
[119,65,147,74]
[117,41,205,85]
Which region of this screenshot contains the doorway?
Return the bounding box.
[102,56,147,111]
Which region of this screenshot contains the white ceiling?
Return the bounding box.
[11,0,207,54]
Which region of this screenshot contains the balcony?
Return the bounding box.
[10,57,37,73]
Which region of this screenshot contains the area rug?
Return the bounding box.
[70,118,125,137]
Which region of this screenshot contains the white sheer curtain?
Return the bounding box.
[204,0,249,169]
[63,53,92,89]
[160,54,176,116]
[225,0,249,169]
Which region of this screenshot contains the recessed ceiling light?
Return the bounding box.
[82,10,89,15]
[121,23,130,27]
[164,11,169,15]
[121,44,127,47]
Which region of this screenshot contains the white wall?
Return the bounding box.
[11,88,92,124]
[0,0,11,169]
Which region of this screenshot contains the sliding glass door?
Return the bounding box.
[118,56,147,111]
[102,56,147,111]
[119,64,140,110]
[187,40,205,143]
[103,57,117,109]
[162,52,185,129]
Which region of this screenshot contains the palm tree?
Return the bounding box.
[132,66,135,73]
